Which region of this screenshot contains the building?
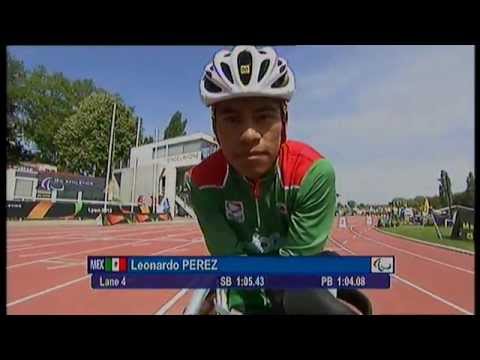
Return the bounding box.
[19,161,58,173]
[6,134,218,219]
[112,133,218,218]
[6,161,107,203]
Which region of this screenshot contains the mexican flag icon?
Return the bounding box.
[105,257,127,272]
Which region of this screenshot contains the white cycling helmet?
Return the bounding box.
[200,45,295,107]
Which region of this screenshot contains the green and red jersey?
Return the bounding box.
[186,140,337,313]
[187,140,337,256]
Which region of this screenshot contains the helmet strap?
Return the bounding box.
[211,107,220,146]
[281,101,288,143]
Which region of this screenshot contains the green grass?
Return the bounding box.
[382,225,475,252]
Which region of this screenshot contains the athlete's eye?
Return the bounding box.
[256,112,276,122]
[222,116,241,125]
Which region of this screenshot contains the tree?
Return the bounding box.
[19,65,98,164]
[406,196,427,210]
[452,192,471,208]
[142,135,155,145]
[6,51,32,164]
[407,197,423,209]
[347,200,357,209]
[466,172,474,192]
[163,111,187,140]
[438,183,446,207]
[55,93,137,177]
[447,172,475,208]
[427,196,442,210]
[467,172,474,207]
[391,197,407,208]
[128,119,155,146]
[438,170,453,216]
[465,171,475,207]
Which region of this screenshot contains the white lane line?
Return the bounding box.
[349,228,474,275]
[150,240,199,255]
[7,238,201,308]
[108,228,199,239]
[7,226,198,243]
[171,248,193,253]
[8,245,35,251]
[8,225,184,237]
[375,228,475,256]
[59,257,85,263]
[152,241,202,315]
[7,275,90,308]
[86,229,201,242]
[8,239,98,253]
[391,275,473,315]
[39,259,70,265]
[19,251,56,258]
[131,242,152,247]
[7,238,154,269]
[129,238,194,243]
[330,237,473,315]
[166,230,203,239]
[327,246,342,251]
[47,263,83,270]
[155,289,189,315]
[330,238,354,255]
[7,234,80,242]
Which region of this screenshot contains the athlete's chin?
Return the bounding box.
[235,160,272,180]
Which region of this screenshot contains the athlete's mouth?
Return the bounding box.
[247,152,268,159]
[237,150,269,159]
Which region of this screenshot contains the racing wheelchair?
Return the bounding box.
[184,287,373,315]
[183,251,373,315]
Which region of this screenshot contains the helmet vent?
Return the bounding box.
[258,59,270,82]
[204,76,222,93]
[220,62,234,84]
[271,73,289,88]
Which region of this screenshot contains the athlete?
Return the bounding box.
[186,46,338,314]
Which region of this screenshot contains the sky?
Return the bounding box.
[8,45,475,204]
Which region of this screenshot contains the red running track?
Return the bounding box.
[331,216,474,315]
[6,217,475,315]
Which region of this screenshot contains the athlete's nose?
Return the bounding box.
[239,118,261,146]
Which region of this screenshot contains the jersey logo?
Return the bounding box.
[247,232,282,254]
[225,201,245,223]
[277,203,288,215]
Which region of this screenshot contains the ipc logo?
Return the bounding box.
[371,257,394,273]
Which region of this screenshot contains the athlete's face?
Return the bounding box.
[214,97,283,180]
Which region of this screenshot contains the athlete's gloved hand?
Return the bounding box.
[198,292,216,315]
[282,288,359,315]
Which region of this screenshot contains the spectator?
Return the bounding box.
[156,195,163,215]
[160,196,172,220]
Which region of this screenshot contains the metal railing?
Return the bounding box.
[175,193,196,219]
